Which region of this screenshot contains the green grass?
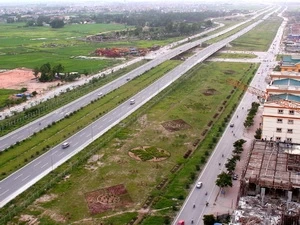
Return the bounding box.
[228,15,283,51]
[212,52,257,59]
[0,61,257,224]
[0,89,20,109]
[0,60,182,180]
[0,22,182,72]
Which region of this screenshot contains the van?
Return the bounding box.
[130,99,135,105]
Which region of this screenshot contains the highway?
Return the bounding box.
[172,7,284,225]
[0,6,273,151]
[0,7,276,208]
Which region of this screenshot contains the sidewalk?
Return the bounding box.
[207,106,263,217]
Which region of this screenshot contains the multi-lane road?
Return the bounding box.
[173,7,284,225]
[0,7,276,208]
[0,6,273,151]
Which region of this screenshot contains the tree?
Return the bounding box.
[254,128,262,139]
[50,19,65,28]
[203,214,216,225]
[52,64,64,76]
[225,159,236,174]
[33,67,39,79]
[216,172,232,188]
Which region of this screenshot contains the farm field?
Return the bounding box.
[1,61,257,225]
[0,22,182,72]
[228,15,283,51]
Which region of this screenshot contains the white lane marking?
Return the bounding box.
[34,161,41,167]
[11,135,17,139]
[0,189,9,197]
[13,174,23,180]
[103,118,107,122]
[73,142,78,146]
[58,152,64,157]
[22,175,30,182]
[41,163,49,169]
[50,150,58,156]
[19,134,24,139]
[86,133,91,138]
[80,132,86,137]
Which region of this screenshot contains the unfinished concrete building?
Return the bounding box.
[237,140,300,224]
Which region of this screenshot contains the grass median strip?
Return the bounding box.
[0,61,257,225]
[0,60,182,180]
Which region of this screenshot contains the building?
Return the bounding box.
[262,70,300,144]
[280,55,300,72]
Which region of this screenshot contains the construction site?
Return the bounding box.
[234,140,300,225]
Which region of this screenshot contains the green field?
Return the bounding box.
[228,15,283,51]
[0,61,257,224]
[212,52,257,59]
[0,89,20,109]
[0,22,183,72]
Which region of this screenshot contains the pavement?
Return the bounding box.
[205,106,263,218]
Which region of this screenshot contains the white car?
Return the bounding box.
[196,181,203,189]
[62,142,70,149]
[130,99,135,105]
[97,92,103,97]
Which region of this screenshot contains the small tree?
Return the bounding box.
[254,128,262,139]
[216,172,232,188]
[203,214,216,225]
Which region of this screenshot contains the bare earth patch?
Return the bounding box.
[34,194,58,204]
[19,214,39,225]
[0,68,62,93]
[161,119,191,132]
[202,88,217,96]
[85,184,133,214]
[85,154,104,171]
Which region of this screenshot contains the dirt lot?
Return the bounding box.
[0,68,62,93]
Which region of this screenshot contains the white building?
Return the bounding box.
[262,71,300,144]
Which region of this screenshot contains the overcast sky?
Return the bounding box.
[1,0,299,6]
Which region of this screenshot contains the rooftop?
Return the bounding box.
[281,55,300,66]
[244,140,300,190]
[272,78,300,87]
[267,93,300,103]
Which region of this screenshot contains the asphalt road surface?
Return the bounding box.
[0,6,272,152]
[172,7,283,225]
[0,7,276,208]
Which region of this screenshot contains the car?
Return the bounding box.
[130,99,135,105]
[126,78,131,81]
[97,92,103,97]
[196,181,203,189]
[230,123,234,127]
[232,174,238,180]
[62,142,70,149]
[177,220,185,225]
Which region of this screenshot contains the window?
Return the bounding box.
[287,138,292,142]
[278,109,283,114]
[289,110,295,115]
[287,129,293,134]
[277,119,283,123]
[276,137,281,141]
[276,128,282,133]
[288,119,294,124]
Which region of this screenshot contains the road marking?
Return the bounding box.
[86,133,91,138]
[34,161,41,167]
[41,163,49,169]
[19,134,24,139]
[80,132,86,137]
[11,135,17,139]
[13,174,23,180]
[50,150,58,156]
[21,175,30,182]
[103,118,107,122]
[58,152,64,157]
[74,142,78,146]
[0,189,9,197]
